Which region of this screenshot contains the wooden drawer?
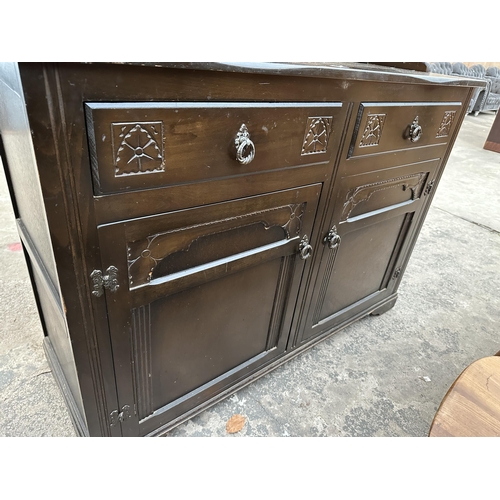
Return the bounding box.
[348,102,462,158]
[85,102,343,195]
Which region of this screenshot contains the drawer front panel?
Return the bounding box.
[86,102,343,195]
[348,102,462,158]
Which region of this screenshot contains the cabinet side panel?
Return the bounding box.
[0,63,60,292]
[16,220,86,423]
[32,268,86,426]
[0,63,85,431]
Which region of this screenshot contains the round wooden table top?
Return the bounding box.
[429,356,500,437]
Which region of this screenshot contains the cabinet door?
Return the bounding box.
[96,185,320,435]
[296,159,439,345]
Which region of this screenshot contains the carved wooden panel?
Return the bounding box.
[98,183,321,432]
[340,172,427,222]
[112,122,165,176]
[131,304,153,420]
[298,158,441,345]
[127,203,305,289]
[301,116,333,155]
[348,102,462,158]
[312,234,341,326]
[436,111,456,138]
[85,102,343,195]
[359,113,386,147]
[267,255,295,350]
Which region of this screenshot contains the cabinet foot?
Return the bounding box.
[370,296,398,316]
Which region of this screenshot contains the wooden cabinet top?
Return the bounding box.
[96,62,487,87]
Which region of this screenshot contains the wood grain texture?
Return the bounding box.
[98,184,320,435]
[107,62,487,87]
[297,157,439,345]
[429,357,500,437]
[86,102,342,195]
[1,62,478,436]
[348,102,462,158]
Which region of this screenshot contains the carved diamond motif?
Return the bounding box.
[301,116,333,155]
[436,111,456,138]
[359,113,386,147]
[112,121,164,176]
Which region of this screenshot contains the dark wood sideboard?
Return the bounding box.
[0,62,483,437]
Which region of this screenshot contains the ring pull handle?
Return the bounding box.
[299,235,313,260]
[408,116,423,143]
[235,124,256,165]
[323,226,341,250]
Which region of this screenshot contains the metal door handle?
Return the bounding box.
[409,116,423,142]
[323,226,341,250]
[299,235,313,260]
[235,124,256,164]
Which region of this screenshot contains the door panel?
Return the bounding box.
[148,259,283,412]
[317,212,409,319]
[297,158,440,345]
[97,184,321,435]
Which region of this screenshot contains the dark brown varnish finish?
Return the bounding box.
[484,110,500,153]
[0,62,482,436]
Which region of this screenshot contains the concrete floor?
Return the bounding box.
[0,112,499,437]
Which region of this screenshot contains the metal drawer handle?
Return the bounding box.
[299,235,313,260]
[323,226,341,250]
[235,124,256,164]
[408,116,423,142]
